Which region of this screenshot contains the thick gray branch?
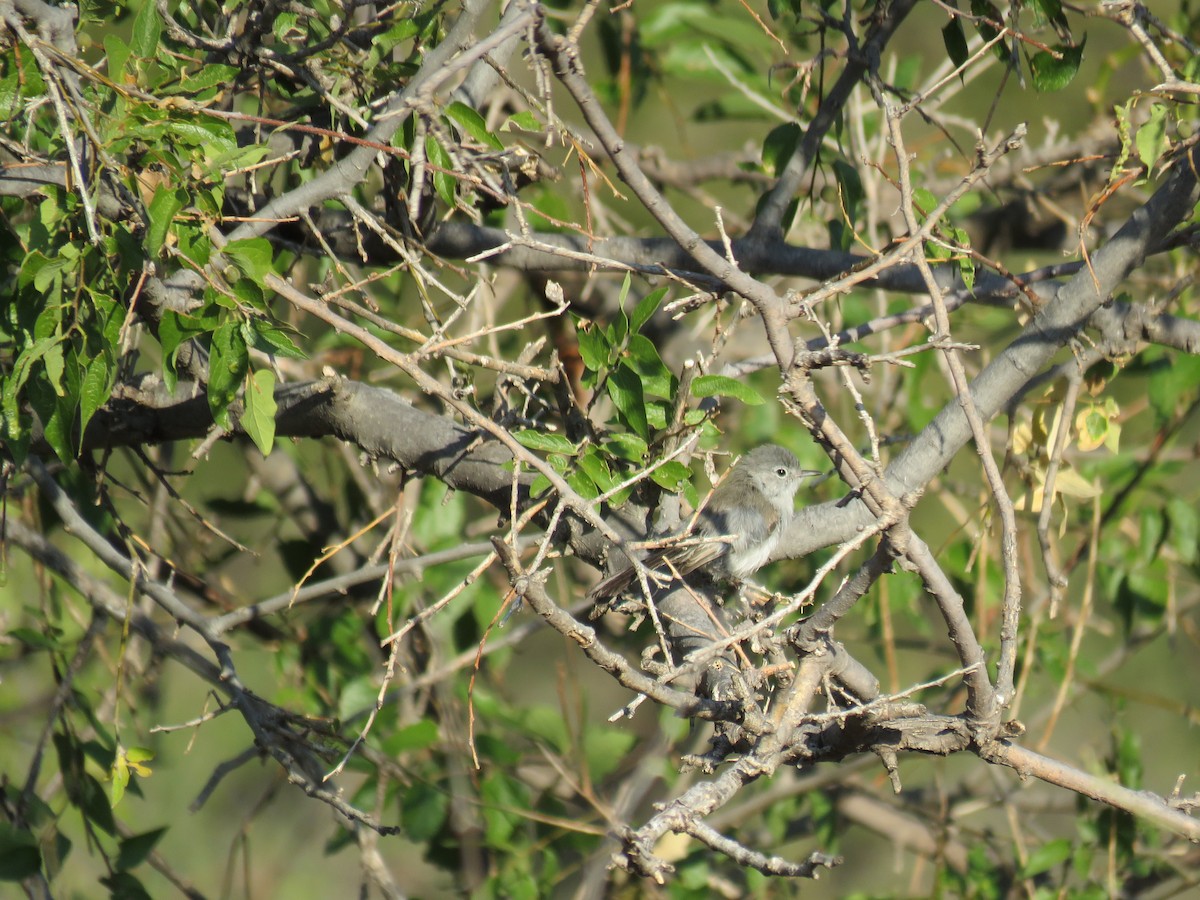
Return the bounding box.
[778,145,1200,560]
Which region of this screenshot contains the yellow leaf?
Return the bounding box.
[1052,467,1101,500]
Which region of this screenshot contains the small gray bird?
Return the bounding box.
[587,445,818,604]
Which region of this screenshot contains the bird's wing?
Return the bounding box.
[587,538,726,604]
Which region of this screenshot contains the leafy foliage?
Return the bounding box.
[1,0,1199,897]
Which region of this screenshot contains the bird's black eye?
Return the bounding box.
[776,467,788,477]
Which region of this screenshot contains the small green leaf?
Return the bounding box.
[0,823,41,880]
[832,159,864,221]
[1137,506,1164,567]
[624,335,675,398]
[575,319,611,373]
[42,342,65,396]
[242,368,277,456]
[1135,102,1168,170]
[425,136,457,207]
[942,18,969,71]
[79,352,114,441]
[115,828,167,873]
[401,783,449,843]
[568,468,599,500]
[969,0,1005,54]
[912,187,938,217]
[502,110,542,132]
[604,432,647,462]
[583,728,636,780]
[164,64,241,96]
[1028,39,1085,93]
[1032,0,1069,29]
[445,102,504,151]
[650,460,691,492]
[146,186,186,256]
[207,320,248,429]
[925,240,952,262]
[104,35,132,84]
[608,364,649,438]
[1167,497,1199,564]
[958,254,975,292]
[529,473,552,498]
[130,0,162,58]
[761,122,801,176]
[578,448,619,494]
[1021,839,1072,877]
[249,319,307,359]
[110,755,130,808]
[690,374,764,405]
[222,237,273,286]
[630,286,668,334]
[513,430,578,455]
[100,873,151,899]
[6,627,61,650]
[381,720,439,755]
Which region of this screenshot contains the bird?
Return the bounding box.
[587,444,818,605]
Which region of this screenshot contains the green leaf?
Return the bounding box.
[604,432,647,462]
[942,18,969,71]
[445,102,504,151]
[1147,354,1200,422]
[26,373,73,463]
[242,368,277,456]
[100,872,151,900]
[207,320,248,429]
[762,122,801,176]
[248,319,307,359]
[158,310,214,367]
[1137,506,1164,566]
[650,460,691,492]
[568,468,599,500]
[115,828,167,873]
[1028,39,1086,93]
[164,64,241,96]
[0,823,41,880]
[912,187,938,217]
[146,186,186,256]
[969,0,1006,53]
[7,627,62,650]
[513,430,578,455]
[584,728,636,780]
[630,286,668,334]
[79,352,114,441]
[575,319,611,373]
[832,159,864,221]
[1032,0,1069,29]
[607,363,649,438]
[578,453,619,496]
[502,110,542,132]
[366,19,420,71]
[380,720,439,755]
[1167,497,1199,565]
[401,783,449,843]
[130,0,162,58]
[222,237,273,286]
[425,136,456,208]
[690,374,764,405]
[42,342,65,396]
[1021,839,1072,877]
[104,34,132,84]
[1135,102,1168,170]
[624,334,675,398]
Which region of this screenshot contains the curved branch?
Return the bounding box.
[778,144,1200,561]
